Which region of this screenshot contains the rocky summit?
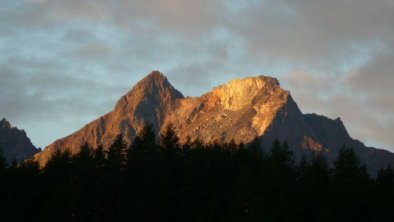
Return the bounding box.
[0,118,40,163]
[33,71,394,173]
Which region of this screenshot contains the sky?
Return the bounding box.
[1,0,393,151]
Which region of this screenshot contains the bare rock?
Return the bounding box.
[32,72,394,174]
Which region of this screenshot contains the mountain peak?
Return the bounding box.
[115,71,183,111]
[146,70,166,80]
[209,75,285,111]
[226,75,280,88]
[138,71,168,87]
[216,75,281,96]
[0,118,39,162]
[0,118,12,129]
[123,71,182,98]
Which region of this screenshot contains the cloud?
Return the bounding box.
[349,52,394,94]
[0,0,393,151]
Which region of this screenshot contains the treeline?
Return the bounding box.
[1,124,394,222]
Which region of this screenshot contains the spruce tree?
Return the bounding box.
[160,123,179,154]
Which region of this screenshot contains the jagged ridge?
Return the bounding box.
[33,71,394,173]
[0,118,40,163]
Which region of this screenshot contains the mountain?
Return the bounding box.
[0,118,40,163]
[33,72,184,164]
[33,71,394,173]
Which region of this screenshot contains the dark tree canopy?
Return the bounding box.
[1,130,394,222]
[0,147,6,171]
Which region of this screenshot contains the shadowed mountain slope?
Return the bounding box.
[0,118,40,163]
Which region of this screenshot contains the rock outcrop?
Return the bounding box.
[33,71,394,173]
[0,118,40,163]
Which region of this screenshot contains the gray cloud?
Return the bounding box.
[0,0,393,150]
[349,52,394,94]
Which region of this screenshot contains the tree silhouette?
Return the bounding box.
[333,147,368,182]
[247,136,263,156]
[331,147,371,221]
[160,123,180,154]
[270,139,294,167]
[298,152,329,221]
[0,147,5,221]
[106,134,128,221]
[43,149,72,222]
[70,143,96,221]
[376,165,394,221]
[0,147,6,171]
[107,134,127,171]
[132,123,157,154]
[2,129,394,221]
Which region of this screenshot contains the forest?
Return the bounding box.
[1,124,394,222]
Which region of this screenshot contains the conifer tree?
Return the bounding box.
[107,134,127,171]
[160,123,179,154]
[270,139,294,167]
[0,147,6,171]
[43,150,72,222]
[333,147,368,182]
[133,123,157,154]
[247,137,262,154]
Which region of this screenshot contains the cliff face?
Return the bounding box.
[0,118,40,163]
[33,71,394,173]
[165,76,293,144]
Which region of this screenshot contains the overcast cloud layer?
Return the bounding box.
[1,0,393,150]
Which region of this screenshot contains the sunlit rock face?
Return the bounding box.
[165,76,294,144]
[0,118,40,163]
[209,76,281,112]
[33,71,394,174]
